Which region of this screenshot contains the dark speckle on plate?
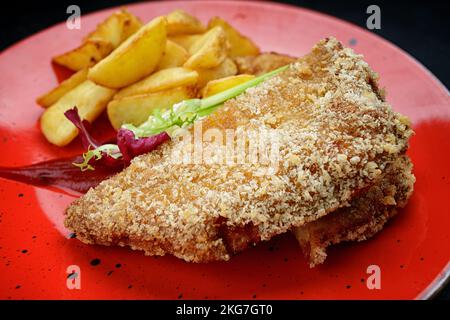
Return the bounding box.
[21,249,28,254]
[233,13,247,20]
[349,38,358,46]
[90,258,101,266]
[115,263,122,268]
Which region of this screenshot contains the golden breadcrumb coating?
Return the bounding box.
[234,52,297,75]
[294,155,415,267]
[65,37,414,263]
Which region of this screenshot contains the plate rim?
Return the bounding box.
[0,0,449,300]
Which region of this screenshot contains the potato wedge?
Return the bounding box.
[88,16,167,89]
[115,67,198,99]
[36,69,88,108]
[196,58,238,88]
[40,80,116,146]
[183,26,229,69]
[84,9,143,47]
[53,39,114,71]
[169,34,203,51]
[166,9,206,35]
[208,17,259,57]
[202,74,255,98]
[107,86,196,129]
[156,40,189,70]
[118,10,144,41]
[187,28,218,55]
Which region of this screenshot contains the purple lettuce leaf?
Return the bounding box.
[64,107,101,149]
[117,128,170,165]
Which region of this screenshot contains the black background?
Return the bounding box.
[1,0,449,90]
[0,0,449,300]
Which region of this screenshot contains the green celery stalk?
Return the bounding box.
[123,64,289,138]
[75,64,289,170]
[199,65,288,110]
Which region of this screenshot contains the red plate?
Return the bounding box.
[0,1,449,300]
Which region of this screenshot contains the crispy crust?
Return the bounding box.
[234,52,297,75]
[65,37,414,263]
[293,155,415,267]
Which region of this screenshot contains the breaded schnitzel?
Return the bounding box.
[237,50,415,267]
[294,155,414,267]
[65,37,414,264]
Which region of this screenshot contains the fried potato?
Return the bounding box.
[201,74,255,98]
[187,26,225,55]
[53,10,142,72]
[156,40,189,70]
[115,67,198,99]
[84,9,142,47]
[107,86,196,129]
[169,34,203,51]
[166,9,206,35]
[196,58,238,88]
[40,80,116,146]
[120,11,144,40]
[88,16,167,89]
[208,17,259,57]
[36,69,88,108]
[53,39,114,71]
[183,26,229,69]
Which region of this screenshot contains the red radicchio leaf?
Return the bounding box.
[64,107,100,149]
[0,109,171,194]
[0,155,120,194]
[117,128,170,165]
[89,153,125,170]
[64,107,170,169]
[64,107,123,169]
